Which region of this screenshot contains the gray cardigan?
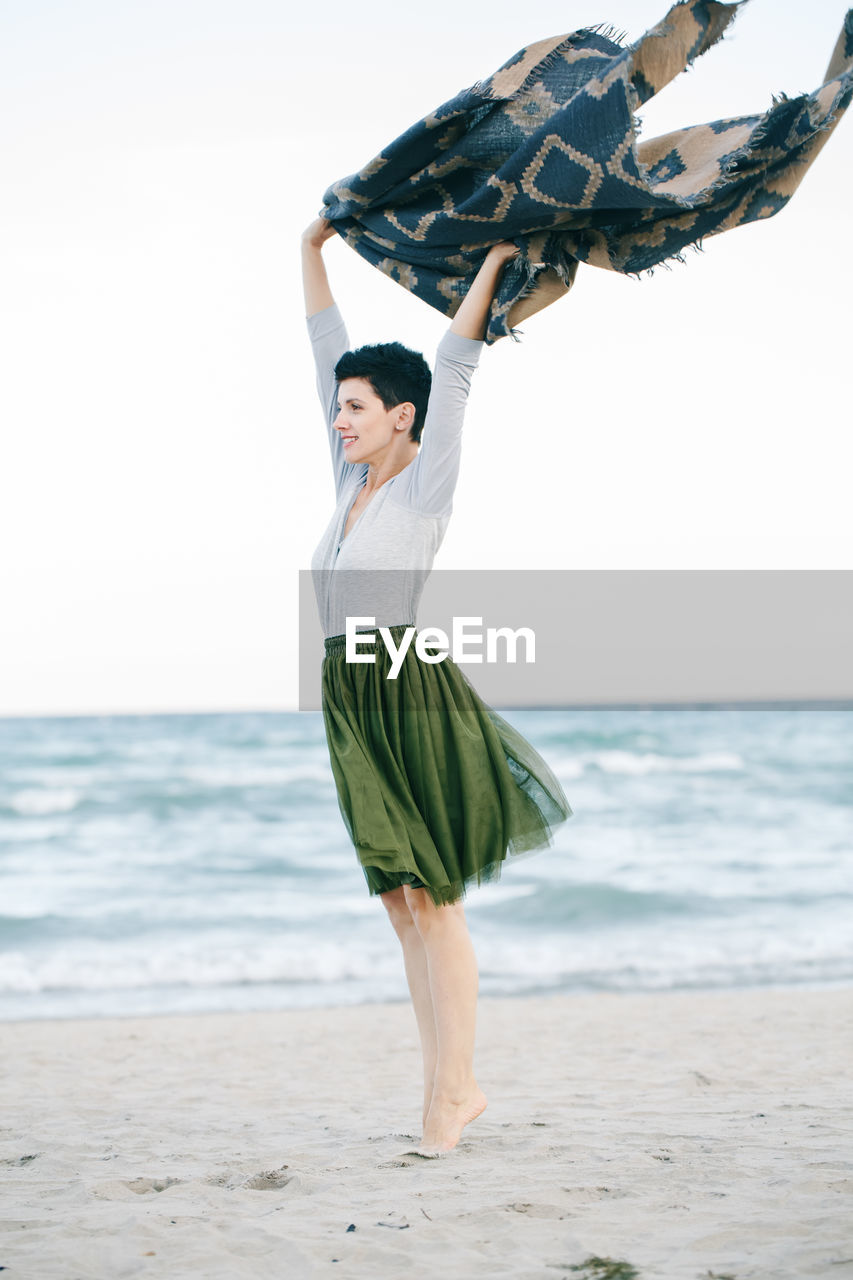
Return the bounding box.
[308,303,483,639]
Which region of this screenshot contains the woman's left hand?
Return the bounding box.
[485,241,521,266]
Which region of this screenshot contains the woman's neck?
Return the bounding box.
[364,444,418,491]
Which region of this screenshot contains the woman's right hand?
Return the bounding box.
[302,216,336,249]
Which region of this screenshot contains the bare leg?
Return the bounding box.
[380,888,438,1130]
[403,885,487,1154]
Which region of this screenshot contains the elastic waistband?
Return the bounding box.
[324,622,415,655]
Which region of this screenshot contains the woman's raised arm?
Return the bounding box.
[302,217,338,317]
[302,217,353,499]
[450,242,520,340]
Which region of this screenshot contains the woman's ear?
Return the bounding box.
[395,401,416,430]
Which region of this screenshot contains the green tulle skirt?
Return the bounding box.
[321,624,572,907]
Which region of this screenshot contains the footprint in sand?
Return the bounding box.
[506,1202,568,1219]
[242,1166,292,1190]
[123,1177,182,1194]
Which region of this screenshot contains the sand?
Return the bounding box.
[1,986,851,1279]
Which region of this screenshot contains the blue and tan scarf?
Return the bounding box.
[321,1,853,342]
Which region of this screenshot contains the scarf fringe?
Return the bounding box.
[582,22,629,47]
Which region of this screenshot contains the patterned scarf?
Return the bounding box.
[321,1,853,342]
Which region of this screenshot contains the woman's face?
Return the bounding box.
[334,377,413,464]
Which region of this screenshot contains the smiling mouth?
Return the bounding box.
[342,436,358,446]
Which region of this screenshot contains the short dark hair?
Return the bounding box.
[334,342,432,444]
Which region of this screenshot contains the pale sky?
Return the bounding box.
[2,0,851,716]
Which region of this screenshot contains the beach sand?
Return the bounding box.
[1,986,851,1279]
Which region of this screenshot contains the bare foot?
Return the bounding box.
[416,1084,487,1155]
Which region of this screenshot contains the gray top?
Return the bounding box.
[308,303,483,639]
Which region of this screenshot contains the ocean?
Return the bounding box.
[0,706,851,1021]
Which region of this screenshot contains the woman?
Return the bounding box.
[302,216,571,1155]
